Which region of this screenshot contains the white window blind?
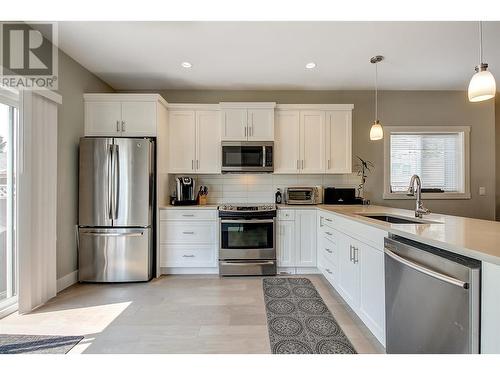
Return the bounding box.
[390,132,464,193]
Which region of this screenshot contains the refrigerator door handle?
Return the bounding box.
[108,144,113,219]
[113,144,120,220]
[81,231,144,237]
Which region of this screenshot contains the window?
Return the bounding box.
[0,90,18,317]
[384,126,470,200]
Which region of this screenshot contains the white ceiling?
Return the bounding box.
[58,21,500,91]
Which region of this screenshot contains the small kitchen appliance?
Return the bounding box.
[172,177,197,206]
[221,141,273,173]
[285,186,323,205]
[323,187,363,205]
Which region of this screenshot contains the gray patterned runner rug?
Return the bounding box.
[0,334,84,354]
[263,277,356,354]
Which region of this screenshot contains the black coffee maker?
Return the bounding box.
[172,177,197,205]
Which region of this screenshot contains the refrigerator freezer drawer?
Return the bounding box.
[78,227,152,282]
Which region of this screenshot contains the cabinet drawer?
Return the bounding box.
[319,254,337,285]
[319,236,337,266]
[160,209,217,221]
[160,244,216,267]
[319,225,336,242]
[278,209,295,221]
[318,212,335,229]
[160,222,216,244]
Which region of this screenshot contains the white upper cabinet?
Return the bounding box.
[84,101,122,136]
[221,108,247,140]
[248,108,274,140]
[274,111,300,173]
[300,111,326,174]
[196,110,221,173]
[274,105,353,174]
[168,106,221,174]
[325,110,352,173]
[84,94,167,137]
[120,101,157,136]
[168,111,197,173]
[220,103,275,141]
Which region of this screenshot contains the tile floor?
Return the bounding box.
[0,275,384,354]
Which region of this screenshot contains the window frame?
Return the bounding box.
[383,126,471,200]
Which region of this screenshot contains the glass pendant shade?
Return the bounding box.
[468,69,496,102]
[370,120,384,141]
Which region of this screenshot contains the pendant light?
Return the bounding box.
[468,21,496,102]
[370,55,384,141]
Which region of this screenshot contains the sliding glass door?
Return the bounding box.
[0,97,18,316]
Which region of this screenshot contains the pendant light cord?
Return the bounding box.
[479,21,483,64]
[375,62,378,121]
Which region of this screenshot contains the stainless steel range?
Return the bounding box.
[218,204,277,276]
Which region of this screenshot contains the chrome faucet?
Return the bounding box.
[407,175,430,218]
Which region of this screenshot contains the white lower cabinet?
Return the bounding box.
[277,209,317,272]
[159,209,218,270]
[317,210,386,346]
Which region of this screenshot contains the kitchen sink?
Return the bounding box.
[358,214,440,224]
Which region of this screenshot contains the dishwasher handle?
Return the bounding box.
[384,247,469,289]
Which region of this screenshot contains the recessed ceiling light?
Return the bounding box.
[181,62,192,69]
[305,62,316,69]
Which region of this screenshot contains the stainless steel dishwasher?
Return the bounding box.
[384,235,481,354]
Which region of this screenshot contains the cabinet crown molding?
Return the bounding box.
[84,93,168,108]
[276,104,354,111]
[219,102,276,109]
[167,103,220,110]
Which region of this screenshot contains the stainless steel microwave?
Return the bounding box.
[221,141,274,173]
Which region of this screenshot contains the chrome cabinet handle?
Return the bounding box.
[328,159,331,169]
[121,121,125,132]
[302,160,305,169]
[182,231,195,235]
[182,254,195,258]
[349,245,354,262]
[325,231,332,236]
[116,120,120,132]
[353,247,359,264]
[325,268,333,274]
[182,214,195,217]
[325,218,333,222]
[297,160,300,170]
[245,126,247,137]
[325,248,333,254]
[192,160,194,170]
[196,160,199,169]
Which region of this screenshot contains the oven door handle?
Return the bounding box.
[220,261,275,266]
[220,219,275,224]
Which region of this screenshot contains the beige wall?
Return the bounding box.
[156,89,496,220]
[56,51,114,279]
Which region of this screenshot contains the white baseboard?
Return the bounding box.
[57,270,78,293]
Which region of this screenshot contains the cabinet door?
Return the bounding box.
[196,111,221,174]
[121,101,157,136]
[274,111,301,174]
[84,101,121,136]
[248,108,274,140]
[326,110,352,173]
[221,108,247,140]
[300,111,326,173]
[168,111,196,173]
[337,234,360,308]
[295,210,317,267]
[277,220,295,267]
[358,243,386,345]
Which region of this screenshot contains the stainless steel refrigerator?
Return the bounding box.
[78,137,155,282]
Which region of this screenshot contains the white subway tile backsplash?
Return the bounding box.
[169,173,361,204]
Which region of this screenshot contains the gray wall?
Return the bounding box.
[156,89,496,220]
[56,51,114,279]
[496,94,500,220]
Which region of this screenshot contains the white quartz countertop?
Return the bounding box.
[312,204,500,266]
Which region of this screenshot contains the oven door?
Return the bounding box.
[221,142,273,173]
[220,219,275,260]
